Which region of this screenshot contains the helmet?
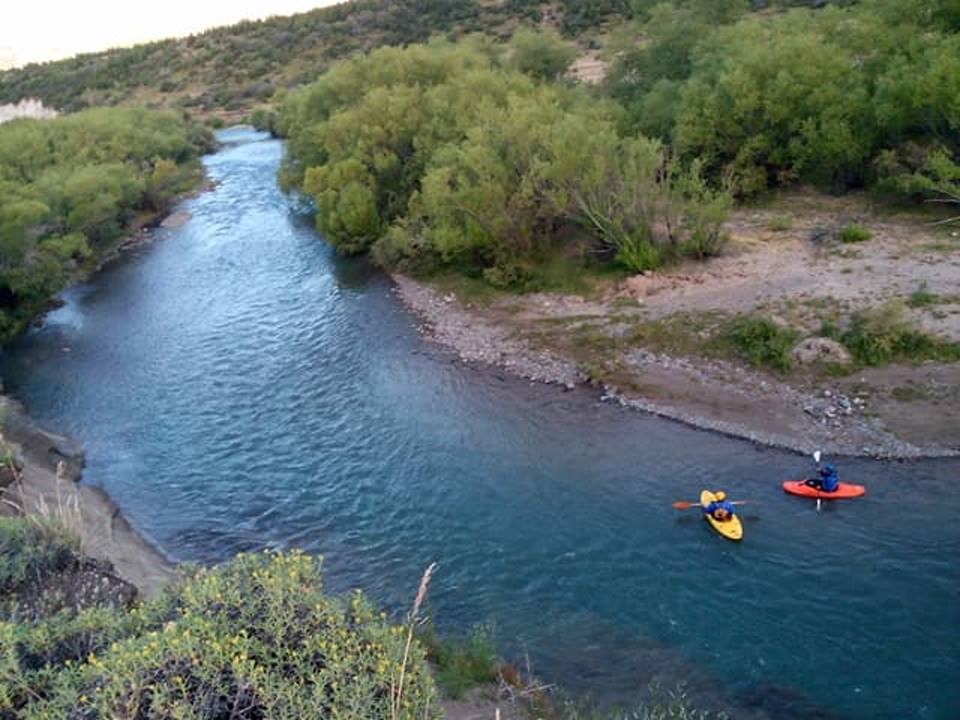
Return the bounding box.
[715,491,727,501]
[823,464,836,474]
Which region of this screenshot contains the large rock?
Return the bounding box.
[792,337,852,366]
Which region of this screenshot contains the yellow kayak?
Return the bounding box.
[700,490,743,541]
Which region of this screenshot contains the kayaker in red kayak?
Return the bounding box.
[703,491,737,521]
[805,462,840,493]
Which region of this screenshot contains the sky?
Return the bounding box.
[1,0,343,69]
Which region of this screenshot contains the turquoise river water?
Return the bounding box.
[1,129,958,719]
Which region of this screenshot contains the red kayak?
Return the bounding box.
[782,479,865,499]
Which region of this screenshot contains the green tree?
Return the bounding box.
[674,12,874,192]
[507,28,578,82]
[0,108,210,342]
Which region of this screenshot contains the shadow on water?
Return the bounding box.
[285,192,380,291]
[2,129,958,720]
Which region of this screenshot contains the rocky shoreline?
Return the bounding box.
[391,274,958,459]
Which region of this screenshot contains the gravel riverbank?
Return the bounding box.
[392,269,958,459]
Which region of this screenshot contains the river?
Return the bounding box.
[1,128,958,719]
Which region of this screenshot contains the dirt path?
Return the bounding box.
[394,193,960,458]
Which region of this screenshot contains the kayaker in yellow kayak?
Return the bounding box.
[702,491,737,521]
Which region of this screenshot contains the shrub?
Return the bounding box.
[607,2,960,196]
[842,301,960,365]
[907,282,938,308]
[282,42,731,286]
[508,28,578,82]
[419,624,498,699]
[556,681,722,720]
[616,233,663,272]
[248,108,280,136]
[724,316,798,372]
[677,163,731,259]
[482,260,536,290]
[879,148,960,225]
[0,518,78,596]
[3,551,439,719]
[1,605,150,710]
[840,224,872,243]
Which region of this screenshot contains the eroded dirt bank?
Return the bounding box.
[1,399,177,598]
[394,193,960,458]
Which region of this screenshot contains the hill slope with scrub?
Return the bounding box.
[0,0,625,116]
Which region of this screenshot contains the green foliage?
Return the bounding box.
[0,0,611,115]
[615,234,662,273]
[907,282,938,308]
[674,12,875,193]
[724,316,798,372]
[606,0,960,195]
[0,605,146,711]
[558,682,724,719]
[840,224,873,243]
[877,148,960,224]
[508,28,578,82]
[0,108,211,342]
[676,163,732,259]
[248,108,280,136]
[2,550,438,719]
[4,0,957,206]
[607,4,710,127]
[559,135,731,269]
[558,0,631,34]
[419,624,498,699]
[283,40,731,285]
[0,518,78,597]
[281,40,516,255]
[841,301,960,366]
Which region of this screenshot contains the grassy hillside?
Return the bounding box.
[0,0,626,116]
[0,1,906,121]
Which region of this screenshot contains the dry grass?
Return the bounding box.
[0,434,83,551]
[392,561,437,720]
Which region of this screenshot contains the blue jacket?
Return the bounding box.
[820,466,840,492]
[704,500,736,517]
